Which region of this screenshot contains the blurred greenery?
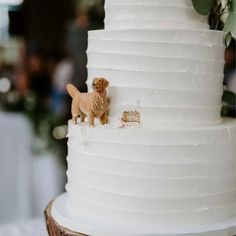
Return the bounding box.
[222,90,236,117]
[192,0,236,42]
[223,90,236,106]
[0,89,67,156]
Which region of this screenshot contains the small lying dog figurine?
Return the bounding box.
[122,111,141,123]
[66,78,109,126]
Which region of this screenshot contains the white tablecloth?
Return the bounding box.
[0,112,66,224]
[0,218,47,236]
[0,112,33,223]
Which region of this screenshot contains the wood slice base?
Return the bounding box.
[44,201,89,236]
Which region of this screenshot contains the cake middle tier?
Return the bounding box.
[87,29,225,126]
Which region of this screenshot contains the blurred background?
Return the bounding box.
[0,0,235,235]
[0,0,104,234]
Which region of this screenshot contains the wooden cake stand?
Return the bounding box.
[44,202,89,236]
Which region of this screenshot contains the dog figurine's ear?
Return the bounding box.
[103,79,109,89]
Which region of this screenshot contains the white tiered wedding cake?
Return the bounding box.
[52,0,236,235]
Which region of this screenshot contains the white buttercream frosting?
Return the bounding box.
[65,120,236,232]
[87,29,225,126]
[104,0,209,30]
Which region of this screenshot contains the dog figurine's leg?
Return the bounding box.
[100,111,108,125]
[72,114,79,124]
[80,112,86,123]
[71,99,80,124]
[89,113,95,127]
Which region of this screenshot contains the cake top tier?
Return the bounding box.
[105,0,209,30]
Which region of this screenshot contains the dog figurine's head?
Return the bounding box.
[92,78,109,93]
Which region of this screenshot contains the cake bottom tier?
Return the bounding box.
[64,119,236,234]
[52,194,236,236]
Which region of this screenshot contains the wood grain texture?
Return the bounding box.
[44,201,89,236]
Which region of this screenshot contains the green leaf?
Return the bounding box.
[192,0,214,15]
[222,90,236,105]
[221,105,229,116]
[225,32,232,46]
[221,0,229,9]
[224,11,236,38]
[230,0,236,11]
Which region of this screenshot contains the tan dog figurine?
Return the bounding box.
[66,78,109,126]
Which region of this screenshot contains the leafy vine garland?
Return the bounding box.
[192,0,236,45]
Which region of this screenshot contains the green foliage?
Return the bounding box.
[222,90,236,117]
[0,90,66,155]
[224,11,236,38]
[224,0,236,38]
[192,0,214,15]
[230,0,236,11]
[222,90,236,106]
[225,32,233,46]
[192,0,236,42]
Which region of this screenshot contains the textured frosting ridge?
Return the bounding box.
[87,29,225,126]
[66,121,236,231]
[105,0,209,30]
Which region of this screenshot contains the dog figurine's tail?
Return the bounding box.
[66,84,80,98]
